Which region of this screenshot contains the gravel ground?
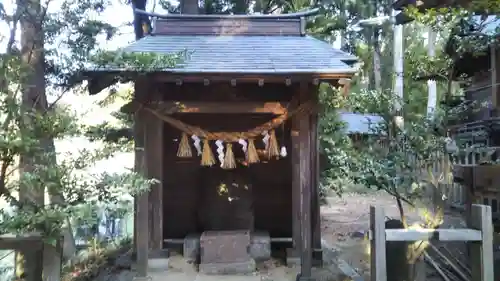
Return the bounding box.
[320,192,466,279]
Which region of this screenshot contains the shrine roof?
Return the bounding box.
[82,9,357,94]
[121,34,356,74]
[339,112,383,135]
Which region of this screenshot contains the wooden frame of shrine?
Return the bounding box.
[83,8,357,281]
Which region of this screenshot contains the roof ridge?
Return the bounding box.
[135,8,319,20]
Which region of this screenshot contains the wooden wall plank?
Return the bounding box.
[154,18,301,36]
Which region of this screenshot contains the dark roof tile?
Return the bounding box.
[122,35,357,74]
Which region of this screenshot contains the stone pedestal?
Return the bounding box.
[199,230,256,275]
[312,248,323,267]
[287,248,323,267]
[286,248,301,267]
[249,231,271,261]
[183,233,200,263]
[132,277,152,281]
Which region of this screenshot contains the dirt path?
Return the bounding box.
[320,192,465,279]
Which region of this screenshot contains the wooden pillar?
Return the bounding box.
[370,206,387,281]
[490,44,497,115]
[134,81,149,278]
[145,97,164,253]
[310,89,322,265]
[298,82,313,280]
[469,204,494,281]
[42,240,62,281]
[291,98,301,256]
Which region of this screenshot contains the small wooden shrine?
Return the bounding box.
[83,8,357,280]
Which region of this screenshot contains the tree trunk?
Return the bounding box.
[373,28,382,91]
[18,0,47,278]
[181,0,199,14]
[426,27,437,118]
[17,0,75,277]
[46,144,77,260]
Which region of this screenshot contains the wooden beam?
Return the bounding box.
[162,101,288,114]
[151,73,354,83]
[121,101,289,115]
[368,228,483,242]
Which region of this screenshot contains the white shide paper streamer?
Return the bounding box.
[191,135,202,156]
[262,130,270,148]
[238,139,248,153]
[280,146,287,157]
[215,140,224,167]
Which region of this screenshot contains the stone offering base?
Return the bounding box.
[199,230,255,275]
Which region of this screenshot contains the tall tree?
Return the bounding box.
[0,0,169,278]
[16,0,52,277]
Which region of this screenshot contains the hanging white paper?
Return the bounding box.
[191,135,202,156]
[280,146,287,157]
[262,130,270,147]
[238,139,248,153]
[215,140,224,167]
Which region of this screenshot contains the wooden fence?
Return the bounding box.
[415,144,500,214]
[0,233,62,281]
[369,204,494,281]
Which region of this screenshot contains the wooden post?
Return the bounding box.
[298,82,313,280]
[134,81,150,279]
[145,104,164,252]
[468,204,493,281]
[291,92,301,260]
[491,45,497,115]
[310,89,322,265]
[42,240,62,281]
[370,206,387,281]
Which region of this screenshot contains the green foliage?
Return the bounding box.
[0,0,175,244]
[318,85,359,196]
[90,50,186,71]
[85,87,134,147]
[61,238,132,281]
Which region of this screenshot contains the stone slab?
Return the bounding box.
[199,259,256,275]
[249,231,271,261]
[132,277,152,281]
[200,230,252,264]
[184,233,201,263]
[312,248,323,267]
[195,274,261,281]
[286,248,300,267]
[148,258,169,273]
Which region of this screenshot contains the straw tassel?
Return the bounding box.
[246,138,260,164]
[201,139,216,167]
[222,143,236,169]
[267,129,280,159]
[177,132,192,158]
